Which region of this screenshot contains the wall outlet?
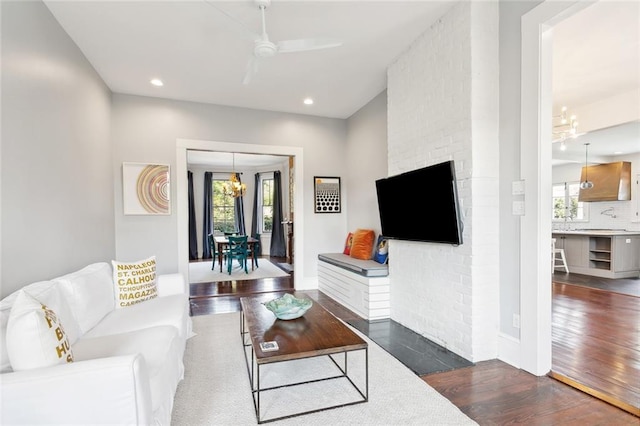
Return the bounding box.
[513,313,520,329]
[512,201,525,216]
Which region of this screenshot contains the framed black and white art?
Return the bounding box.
[313,176,341,213]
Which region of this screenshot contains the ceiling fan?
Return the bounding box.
[206,0,343,85]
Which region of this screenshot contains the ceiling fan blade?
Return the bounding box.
[276,38,343,53]
[242,56,259,85]
[203,0,260,42]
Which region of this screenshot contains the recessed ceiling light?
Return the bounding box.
[150,78,164,87]
[303,98,314,105]
[614,151,623,155]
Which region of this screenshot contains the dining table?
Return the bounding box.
[213,235,260,273]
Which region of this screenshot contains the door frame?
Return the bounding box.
[175,139,304,287]
[519,0,595,375]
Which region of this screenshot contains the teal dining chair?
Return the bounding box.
[227,235,249,275]
[207,234,219,270]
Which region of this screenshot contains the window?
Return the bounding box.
[212,180,236,233]
[553,182,588,222]
[261,176,274,233]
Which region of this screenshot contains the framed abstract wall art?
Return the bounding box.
[314,176,341,213]
[122,163,170,215]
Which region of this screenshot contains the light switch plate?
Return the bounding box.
[512,180,525,195]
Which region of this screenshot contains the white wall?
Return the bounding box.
[345,90,388,235]
[0,1,114,297]
[111,94,348,279]
[498,0,542,347]
[387,2,499,362]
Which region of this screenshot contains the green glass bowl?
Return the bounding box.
[263,294,313,320]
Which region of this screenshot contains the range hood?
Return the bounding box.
[578,161,631,202]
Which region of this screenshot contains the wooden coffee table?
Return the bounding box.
[240,294,368,424]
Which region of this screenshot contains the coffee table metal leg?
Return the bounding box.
[250,348,368,423]
[256,364,262,423]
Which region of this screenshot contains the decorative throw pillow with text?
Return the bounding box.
[6,291,74,371]
[112,256,158,309]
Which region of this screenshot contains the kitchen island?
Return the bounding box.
[552,229,640,279]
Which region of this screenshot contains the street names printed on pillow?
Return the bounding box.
[112,256,158,308]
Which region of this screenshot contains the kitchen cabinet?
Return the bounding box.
[612,236,640,273]
[552,231,640,278]
[554,235,587,268]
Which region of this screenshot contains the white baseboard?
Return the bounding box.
[498,332,521,369]
[295,276,318,291]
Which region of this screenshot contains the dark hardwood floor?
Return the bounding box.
[188,257,638,424]
[550,274,639,416]
[553,271,640,297]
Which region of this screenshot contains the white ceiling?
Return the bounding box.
[44,0,456,119]
[42,0,639,166]
[551,0,639,164]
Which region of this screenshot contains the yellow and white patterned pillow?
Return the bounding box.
[6,290,74,371]
[112,256,158,309]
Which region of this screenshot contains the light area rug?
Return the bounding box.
[189,259,289,283]
[171,312,477,425]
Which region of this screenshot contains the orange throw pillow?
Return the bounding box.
[350,229,376,260]
[343,232,354,255]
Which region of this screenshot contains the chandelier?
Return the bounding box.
[224,153,246,198]
[552,106,579,149]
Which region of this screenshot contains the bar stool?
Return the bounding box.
[551,238,569,273]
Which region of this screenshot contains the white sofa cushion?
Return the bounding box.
[73,325,183,415]
[112,256,158,309]
[1,354,154,425]
[6,291,74,371]
[83,294,190,342]
[54,262,115,334]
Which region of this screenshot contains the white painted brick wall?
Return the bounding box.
[387,1,499,361]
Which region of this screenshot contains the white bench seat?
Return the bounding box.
[317,254,390,320]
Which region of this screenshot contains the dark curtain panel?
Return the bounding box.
[270,171,286,257]
[202,172,213,259]
[188,171,198,260]
[250,173,262,256]
[234,173,246,235]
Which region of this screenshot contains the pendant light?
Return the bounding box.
[224,153,246,198]
[580,143,594,189]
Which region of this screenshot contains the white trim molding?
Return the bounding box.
[175,139,304,289]
[519,0,596,376]
[498,332,521,369]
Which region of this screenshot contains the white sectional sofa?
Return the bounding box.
[0,261,192,425]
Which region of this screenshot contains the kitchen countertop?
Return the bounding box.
[552,229,640,236]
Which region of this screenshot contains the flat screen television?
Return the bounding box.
[375,160,463,245]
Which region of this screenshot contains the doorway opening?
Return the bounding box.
[521,0,639,415]
[175,139,304,291]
